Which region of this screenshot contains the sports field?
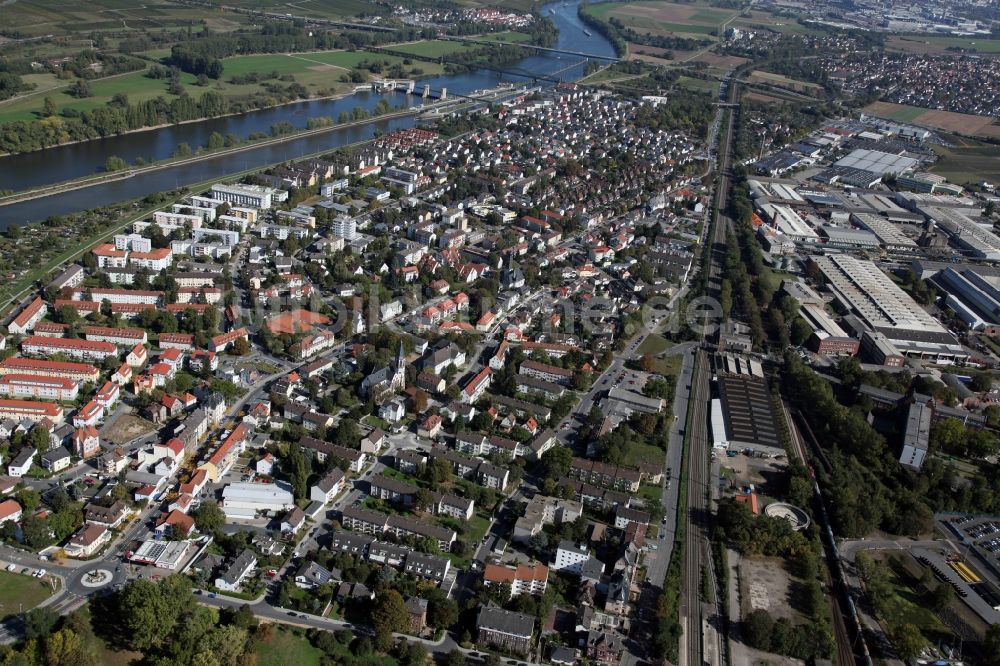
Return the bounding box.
[587,1,737,39]
[864,101,1000,139]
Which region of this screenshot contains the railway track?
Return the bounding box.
[679,80,737,666]
[682,349,711,666]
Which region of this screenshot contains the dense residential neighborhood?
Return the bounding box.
[0,0,1000,664]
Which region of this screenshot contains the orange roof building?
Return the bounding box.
[483,563,549,598]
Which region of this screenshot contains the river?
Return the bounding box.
[0,1,614,230]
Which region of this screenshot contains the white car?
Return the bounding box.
[35,569,46,578]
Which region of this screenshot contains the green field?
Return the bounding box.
[256,625,402,666]
[653,354,682,380]
[868,104,926,123]
[677,75,720,95]
[930,141,1000,186]
[622,439,666,467]
[889,34,1000,54]
[489,31,532,43]
[386,40,482,59]
[637,333,674,356]
[0,570,54,620]
[255,627,325,666]
[586,1,735,38]
[731,11,819,36]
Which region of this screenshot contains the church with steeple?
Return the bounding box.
[360,341,407,400]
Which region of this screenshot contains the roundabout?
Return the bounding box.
[79,569,113,589]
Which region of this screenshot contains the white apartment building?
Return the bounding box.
[553,541,589,574]
[210,183,277,209]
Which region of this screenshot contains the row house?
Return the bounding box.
[518,359,574,386]
[298,436,367,472]
[462,367,492,404]
[0,398,63,424]
[209,327,249,353]
[0,374,79,402]
[0,358,100,383]
[483,563,549,598]
[158,333,194,350]
[328,531,451,584]
[72,288,163,305]
[8,297,47,335]
[176,287,223,304]
[339,506,456,551]
[293,330,336,360]
[568,458,642,493]
[83,325,148,347]
[21,336,118,362]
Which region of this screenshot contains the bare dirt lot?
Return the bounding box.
[692,52,750,70]
[740,556,807,623]
[749,70,822,93]
[102,414,157,446]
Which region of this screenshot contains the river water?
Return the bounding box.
[0,0,614,229]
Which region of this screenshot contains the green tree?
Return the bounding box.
[888,622,925,660]
[194,625,249,666]
[371,589,409,650]
[427,457,453,484]
[403,642,427,666]
[105,155,127,172]
[426,591,458,629]
[116,579,170,650]
[540,446,572,480]
[445,649,465,666]
[207,132,225,151]
[23,607,59,640]
[45,627,97,666]
[743,609,774,651]
[232,337,251,356]
[984,623,1000,664]
[22,514,54,548]
[17,486,41,511]
[70,79,92,98]
[193,502,225,533]
[42,96,57,117]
